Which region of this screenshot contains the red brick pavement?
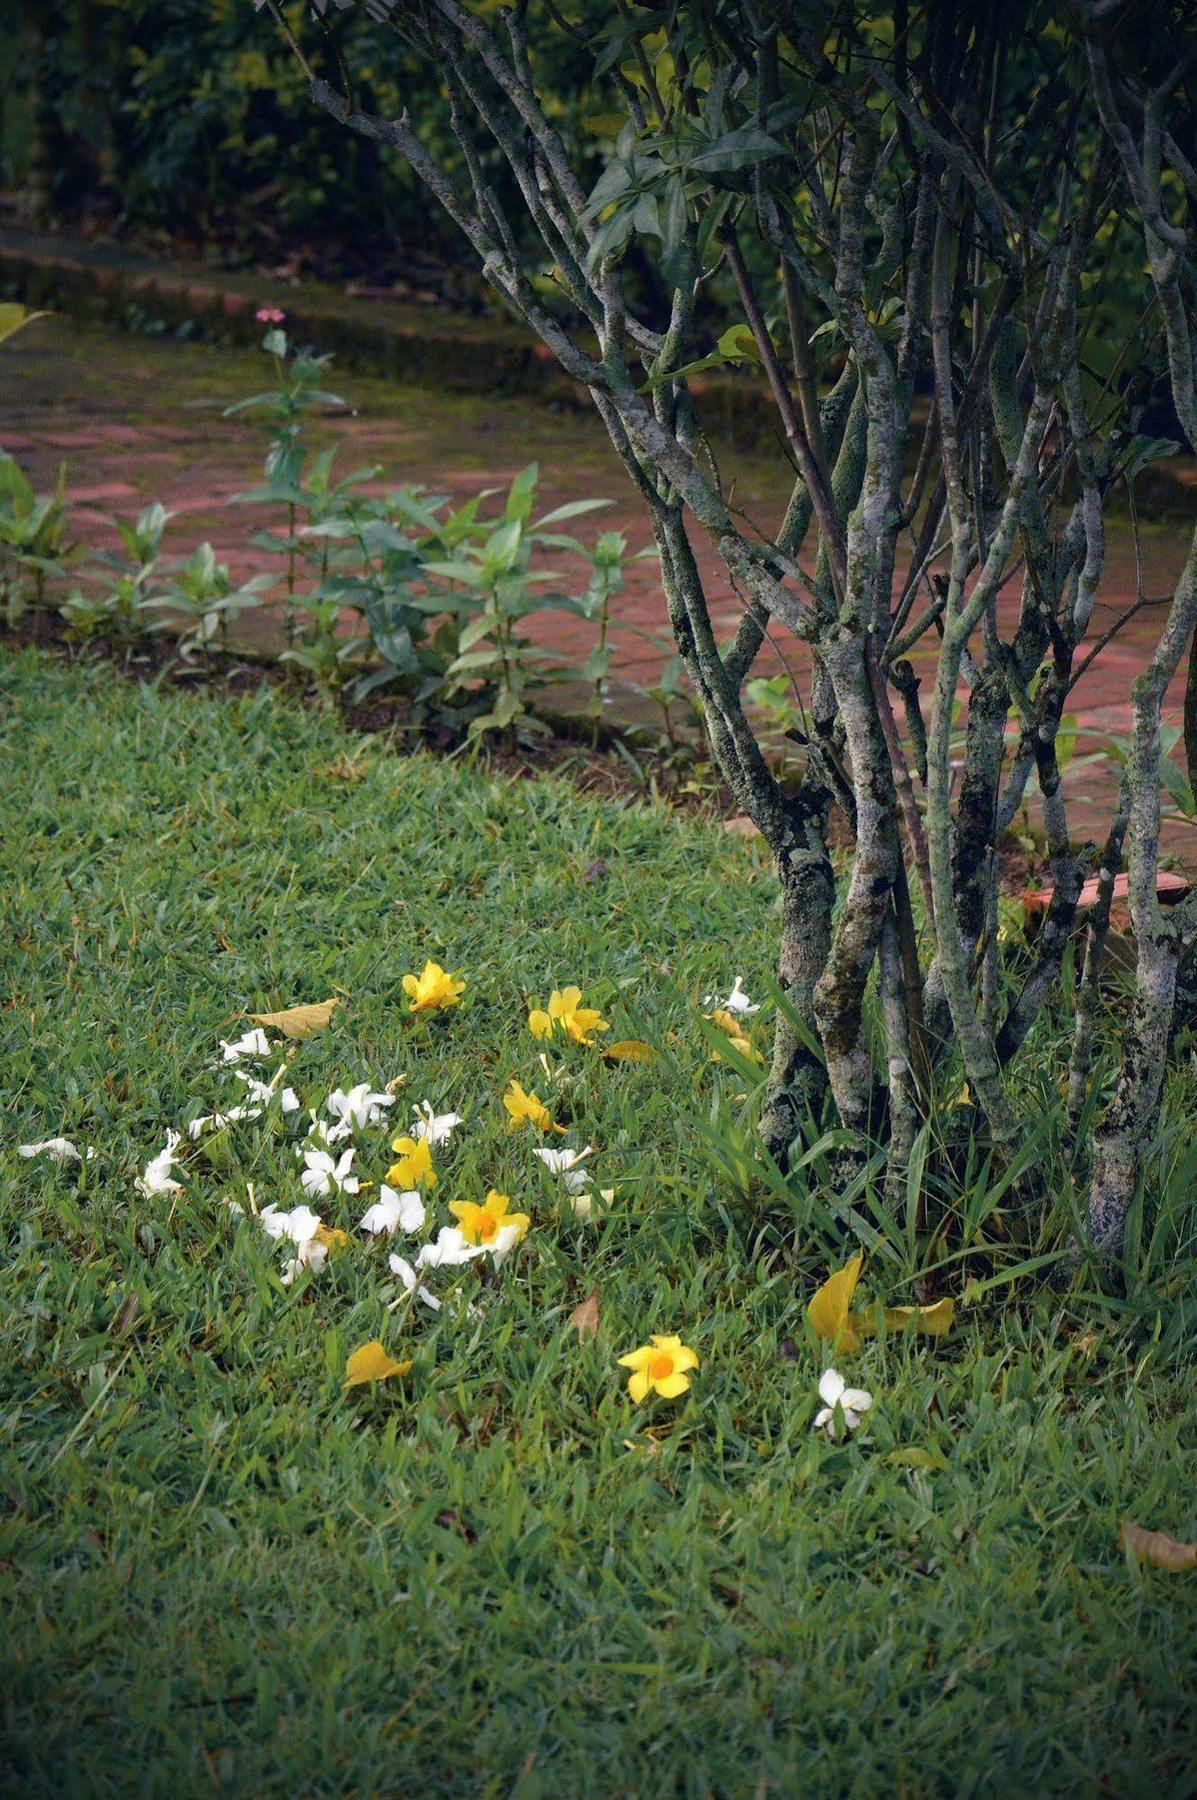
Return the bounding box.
[7,315,1195,860]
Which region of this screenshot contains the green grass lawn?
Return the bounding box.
[2,649,1196,1797]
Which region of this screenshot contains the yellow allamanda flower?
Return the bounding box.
[617,1334,699,1403]
[402,960,465,1013]
[706,1007,765,1064]
[528,985,609,1046]
[502,1078,563,1134]
[386,1134,437,1190]
[449,1189,530,1248]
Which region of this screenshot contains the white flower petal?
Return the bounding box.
[416,1226,483,1269]
[410,1102,462,1146]
[18,1137,82,1163]
[818,1367,846,1408]
[840,1387,872,1414]
[219,1027,272,1063]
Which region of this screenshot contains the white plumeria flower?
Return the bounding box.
[259,1202,324,1243]
[416,1226,485,1270]
[18,1136,83,1164]
[387,1252,442,1311]
[702,976,760,1015]
[299,1147,359,1199]
[135,1130,184,1197]
[219,1027,273,1063]
[487,1220,526,1267]
[325,1082,395,1133]
[187,1103,261,1140]
[409,1101,462,1146]
[306,1115,351,1147]
[280,1236,328,1286]
[532,1144,593,1194]
[359,1184,425,1237]
[813,1367,873,1438]
[235,1067,300,1113]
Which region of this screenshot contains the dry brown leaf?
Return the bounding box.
[1119,1520,1197,1571]
[723,815,759,838]
[569,1290,600,1341]
[604,1039,658,1063]
[248,997,340,1039]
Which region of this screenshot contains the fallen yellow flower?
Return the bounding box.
[503,1078,555,1133]
[617,1333,699,1402]
[528,986,609,1046]
[387,1134,437,1190]
[402,960,465,1013]
[705,1007,765,1064]
[449,1189,530,1247]
[344,1339,413,1388]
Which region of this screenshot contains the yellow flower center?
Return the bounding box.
[478,1213,498,1242]
[649,1353,674,1381]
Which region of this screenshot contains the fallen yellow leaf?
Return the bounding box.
[568,1290,601,1341]
[248,997,340,1039]
[344,1340,412,1389]
[1119,1520,1197,1571]
[853,1297,956,1339]
[807,1254,864,1349]
[604,1040,658,1063]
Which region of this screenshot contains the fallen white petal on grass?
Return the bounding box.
[187,1104,261,1140]
[219,1027,274,1064]
[235,1067,300,1113]
[360,1184,426,1237]
[416,1226,485,1270]
[136,1131,184,1197]
[325,1082,395,1133]
[18,1137,83,1164]
[409,1101,463,1146]
[387,1252,442,1311]
[259,1202,324,1243]
[299,1147,359,1199]
[533,1144,594,1193]
[813,1367,873,1438]
[701,976,760,1016]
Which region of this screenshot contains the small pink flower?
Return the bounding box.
[256,306,285,324]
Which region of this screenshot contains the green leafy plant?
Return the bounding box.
[141,540,274,669]
[225,316,348,648]
[60,502,173,649]
[0,452,72,633]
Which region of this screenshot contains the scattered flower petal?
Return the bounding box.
[813,1366,873,1437]
[617,1333,698,1403]
[503,1079,556,1133]
[701,977,760,1016]
[299,1147,359,1199]
[18,1137,82,1164]
[325,1082,395,1132]
[388,1253,442,1310]
[360,1184,425,1237]
[401,961,465,1013]
[219,1027,273,1063]
[387,1135,436,1190]
[344,1339,412,1387]
[449,1190,530,1251]
[415,1225,485,1269]
[409,1101,462,1146]
[136,1131,184,1197]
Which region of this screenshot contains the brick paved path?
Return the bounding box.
[6,312,1195,860]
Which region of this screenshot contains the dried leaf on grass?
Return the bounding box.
[569,1291,601,1341]
[807,1254,864,1350]
[344,1340,412,1389]
[1119,1521,1197,1571]
[854,1297,956,1339]
[604,1040,657,1063]
[248,997,340,1039]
